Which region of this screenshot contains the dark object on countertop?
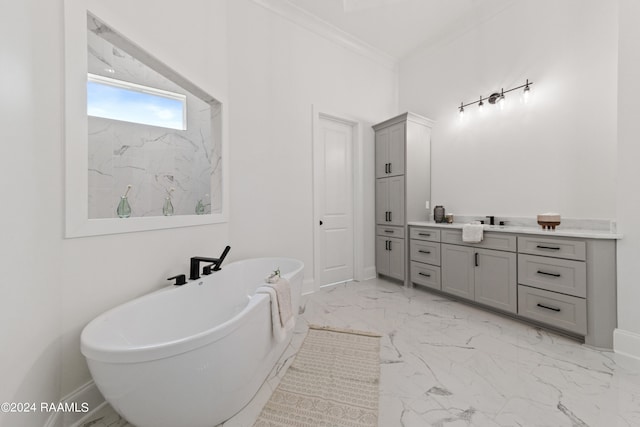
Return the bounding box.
[486,216,495,226]
[434,205,445,223]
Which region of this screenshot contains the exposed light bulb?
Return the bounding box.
[498,89,505,110]
[523,80,531,104]
[478,96,484,112]
[459,102,464,119]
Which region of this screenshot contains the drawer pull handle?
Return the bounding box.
[537,270,561,277]
[418,272,431,278]
[537,303,561,312]
[537,245,561,250]
[418,233,431,236]
[384,230,394,233]
[418,250,431,254]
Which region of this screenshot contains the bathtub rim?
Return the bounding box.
[81,257,303,364]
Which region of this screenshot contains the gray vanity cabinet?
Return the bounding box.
[375,121,405,178]
[441,244,475,299]
[409,225,618,348]
[376,236,404,280]
[373,112,434,283]
[375,176,405,227]
[516,235,589,336]
[474,248,517,313]
[410,227,442,290]
[441,243,517,313]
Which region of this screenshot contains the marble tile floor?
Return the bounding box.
[76,277,640,427]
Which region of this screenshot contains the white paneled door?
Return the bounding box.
[314,113,355,287]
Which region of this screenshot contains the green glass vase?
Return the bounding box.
[117,196,131,218]
[195,199,205,215]
[163,197,174,216]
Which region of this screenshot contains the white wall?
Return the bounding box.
[1,1,398,423]
[226,0,397,292]
[615,0,640,358]
[59,0,231,398]
[399,0,618,219]
[0,1,64,426]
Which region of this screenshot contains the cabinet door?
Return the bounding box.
[388,237,405,280]
[387,122,405,177]
[441,244,474,300]
[387,176,405,226]
[375,127,390,178]
[375,179,389,225]
[376,236,390,276]
[474,248,517,313]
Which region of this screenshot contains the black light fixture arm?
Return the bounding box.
[458,79,533,111]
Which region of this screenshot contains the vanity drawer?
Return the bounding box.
[518,254,586,298]
[377,225,405,238]
[518,236,586,261]
[441,229,517,252]
[411,261,441,290]
[518,285,587,335]
[409,227,440,242]
[410,240,441,266]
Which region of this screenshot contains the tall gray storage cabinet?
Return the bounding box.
[374,112,434,283]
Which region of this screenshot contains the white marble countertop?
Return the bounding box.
[408,221,622,240]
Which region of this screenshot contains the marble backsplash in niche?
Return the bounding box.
[88,109,222,218]
[87,14,222,219]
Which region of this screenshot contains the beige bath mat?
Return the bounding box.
[254,325,381,427]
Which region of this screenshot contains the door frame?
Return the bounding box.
[311,105,364,292]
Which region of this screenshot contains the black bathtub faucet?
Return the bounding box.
[189,246,231,280]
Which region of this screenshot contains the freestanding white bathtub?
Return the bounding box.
[81,257,304,427]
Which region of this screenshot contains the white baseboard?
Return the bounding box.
[43,381,105,427]
[614,328,640,361]
[302,278,315,295]
[361,266,376,281]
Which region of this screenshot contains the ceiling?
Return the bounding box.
[287,0,515,60]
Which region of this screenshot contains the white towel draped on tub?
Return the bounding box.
[256,278,294,343]
[462,222,484,243]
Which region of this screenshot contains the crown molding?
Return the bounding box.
[251,0,398,71]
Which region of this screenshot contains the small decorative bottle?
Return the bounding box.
[433,205,445,223]
[195,199,205,215]
[116,185,132,218]
[163,188,175,216]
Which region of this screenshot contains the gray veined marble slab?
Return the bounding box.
[87,16,222,219]
[409,219,622,239]
[76,278,640,427]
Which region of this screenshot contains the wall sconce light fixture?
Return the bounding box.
[458,79,533,116]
